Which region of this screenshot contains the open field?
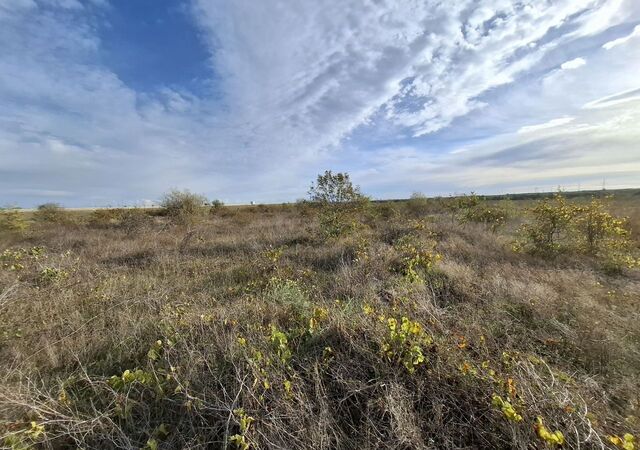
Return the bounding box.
[1,191,639,449]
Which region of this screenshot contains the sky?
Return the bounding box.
[1,0,639,207]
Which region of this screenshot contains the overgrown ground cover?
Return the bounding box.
[0,191,639,449]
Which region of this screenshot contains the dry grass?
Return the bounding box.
[0,197,639,449]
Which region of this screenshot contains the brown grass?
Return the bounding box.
[0,198,639,449]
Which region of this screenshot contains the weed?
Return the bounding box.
[491,394,523,422]
[609,433,636,450]
[381,316,433,373]
[38,267,69,284]
[534,416,565,446]
[393,235,441,282]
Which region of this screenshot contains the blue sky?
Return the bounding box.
[1,0,639,207]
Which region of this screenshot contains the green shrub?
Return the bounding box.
[318,209,359,238]
[309,171,369,238]
[88,208,125,228]
[38,267,69,285]
[34,203,70,224]
[406,192,430,217]
[160,189,207,224]
[393,234,441,283]
[514,194,576,255]
[461,203,508,232]
[514,195,638,270]
[572,198,630,254]
[264,277,311,322]
[440,193,481,223]
[374,201,399,220]
[0,208,29,232]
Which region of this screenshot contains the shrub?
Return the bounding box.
[318,209,358,238]
[88,208,125,228]
[572,197,630,255]
[34,203,69,224]
[440,193,481,224]
[406,192,430,217]
[294,198,313,216]
[514,194,576,255]
[160,189,207,224]
[119,209,150,234]
[461,203,508,232]
[514,194,638,270]
[0,208,29,232]
[374,201,399,220]
[263,277,311,324]
[572,198,637,272]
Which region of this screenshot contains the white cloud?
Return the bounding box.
[517,117,575,134]
[192,0,634,144]
[603,24,640,49]
[0,0,639,206]
[560,57,587,70]
[583,88,640,109]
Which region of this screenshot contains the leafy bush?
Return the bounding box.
[440,193,481,223]
[38,267,69,285]
[380,316,433,373]
[310,171,369,238]
[308,170,366,205]
[34,203,70,224]
[88,208,125,227]
[514,194,576,255]
[318,209,360,238]
[393,234,441,282]
[373,201,399,220]
[264,277,311,320]
[0,208,29,232]
[461,203,508,232]
[514,195,638,271]
[160,189,207,224]
[572,198,630,254]
[406,192,430,217]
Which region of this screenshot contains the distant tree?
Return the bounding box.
[309,171,369,239]
[210,199,224,209]
[308,171,365,204]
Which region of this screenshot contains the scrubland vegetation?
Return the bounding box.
[1,178,639,449]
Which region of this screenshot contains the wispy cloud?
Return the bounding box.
[560,57,587,70]
[583,88,640,109]
[602,24,640,49]
[518,117,575,134]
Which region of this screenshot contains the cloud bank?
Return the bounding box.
[0,0,639,206]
